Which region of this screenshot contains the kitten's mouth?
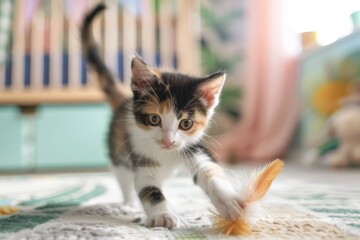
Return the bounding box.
[160,143,178,150]
[162,145,174,150]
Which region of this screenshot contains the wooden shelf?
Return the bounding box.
[0,88,106,105]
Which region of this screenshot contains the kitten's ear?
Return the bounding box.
[197,72,226,109]
[131,57,160,92]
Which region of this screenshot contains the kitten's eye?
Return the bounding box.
[179,119,193,130]
[147,114,161,126]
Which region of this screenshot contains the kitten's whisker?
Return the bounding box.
[183,146,216,191]
[181,147,196,175]
[145,81,161,103]
[183,95,199,111]
[157,79,175,107]
[209,118,219,129]
[113,136,144,159]
[202,133,222,150]
[133,99,158,108]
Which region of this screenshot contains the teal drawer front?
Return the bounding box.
[35,104,111,169]
[0,107,23,170]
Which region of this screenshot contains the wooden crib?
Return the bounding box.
[0,0,201,106]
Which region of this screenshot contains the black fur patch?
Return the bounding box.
[138,186,165,205]
[133,111,149,126]
[193,173,198,184]
[182,142,216,162]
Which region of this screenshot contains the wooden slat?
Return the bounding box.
[0,0,11,90]
[104,2,118,80]
[0,88,105,105]
[67,19,81,88]
[159,0,174,68]
[122,7,136,83]
[141,0,156,66]
[176,0,201,74]
[49,0,63,88]
[30,9,45,89]
[11,0,25,90]
[0,67,4,90]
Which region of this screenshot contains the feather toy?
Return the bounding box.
[211,159,284,236]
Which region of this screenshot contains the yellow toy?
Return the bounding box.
[211,159,284,236]
[0,206,18,215]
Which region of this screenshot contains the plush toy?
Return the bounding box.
[211,159,284,236]
[307,83,360,167]
[322,104,360,167]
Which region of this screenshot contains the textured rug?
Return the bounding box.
[0,166,359,239]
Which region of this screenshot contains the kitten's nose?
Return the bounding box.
[161,139,175,147]
[161,130,175,148]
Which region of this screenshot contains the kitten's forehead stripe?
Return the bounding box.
[160,99,172,114]
[161,72,205,114]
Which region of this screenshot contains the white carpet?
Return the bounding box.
[0,166,359,239]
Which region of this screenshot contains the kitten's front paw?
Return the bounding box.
[212,194,244,220]
[148,212,178,229]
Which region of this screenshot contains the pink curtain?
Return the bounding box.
[217,0,299,163]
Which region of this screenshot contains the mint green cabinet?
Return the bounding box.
[35,104,111,169]
[0,107,23,170]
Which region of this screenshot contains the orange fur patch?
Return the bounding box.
[136,98,174,130]
[185,110,207,135]
[204,163,226,179]
[159,99,172,113]
[138,97,172,115]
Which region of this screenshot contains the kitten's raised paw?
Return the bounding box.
[212,195,244,221]
[148,212,178,229]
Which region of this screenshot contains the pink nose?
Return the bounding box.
[161,139,174,147]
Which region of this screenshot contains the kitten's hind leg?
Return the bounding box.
[111,165,137,206]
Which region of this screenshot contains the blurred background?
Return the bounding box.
[0,0,360,172]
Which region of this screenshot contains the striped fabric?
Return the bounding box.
[0,0,13,65]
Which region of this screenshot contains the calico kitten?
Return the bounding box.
[82,4,243,229]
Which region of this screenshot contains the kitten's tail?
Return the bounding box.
[81,4,131,110]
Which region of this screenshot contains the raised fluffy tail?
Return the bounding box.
[81,3,130,109]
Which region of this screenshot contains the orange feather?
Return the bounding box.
[211,159,284,236]
[246,159,285,203]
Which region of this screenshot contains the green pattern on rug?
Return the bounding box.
[19,185,83,206]
[174,229,207,240]
[279,182,360,234]
[0,214,58,233]
[37,184,106,210]
[311,208,360,215]
[0,183,106,234]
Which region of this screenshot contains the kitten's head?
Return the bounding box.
[130,57,225,152]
